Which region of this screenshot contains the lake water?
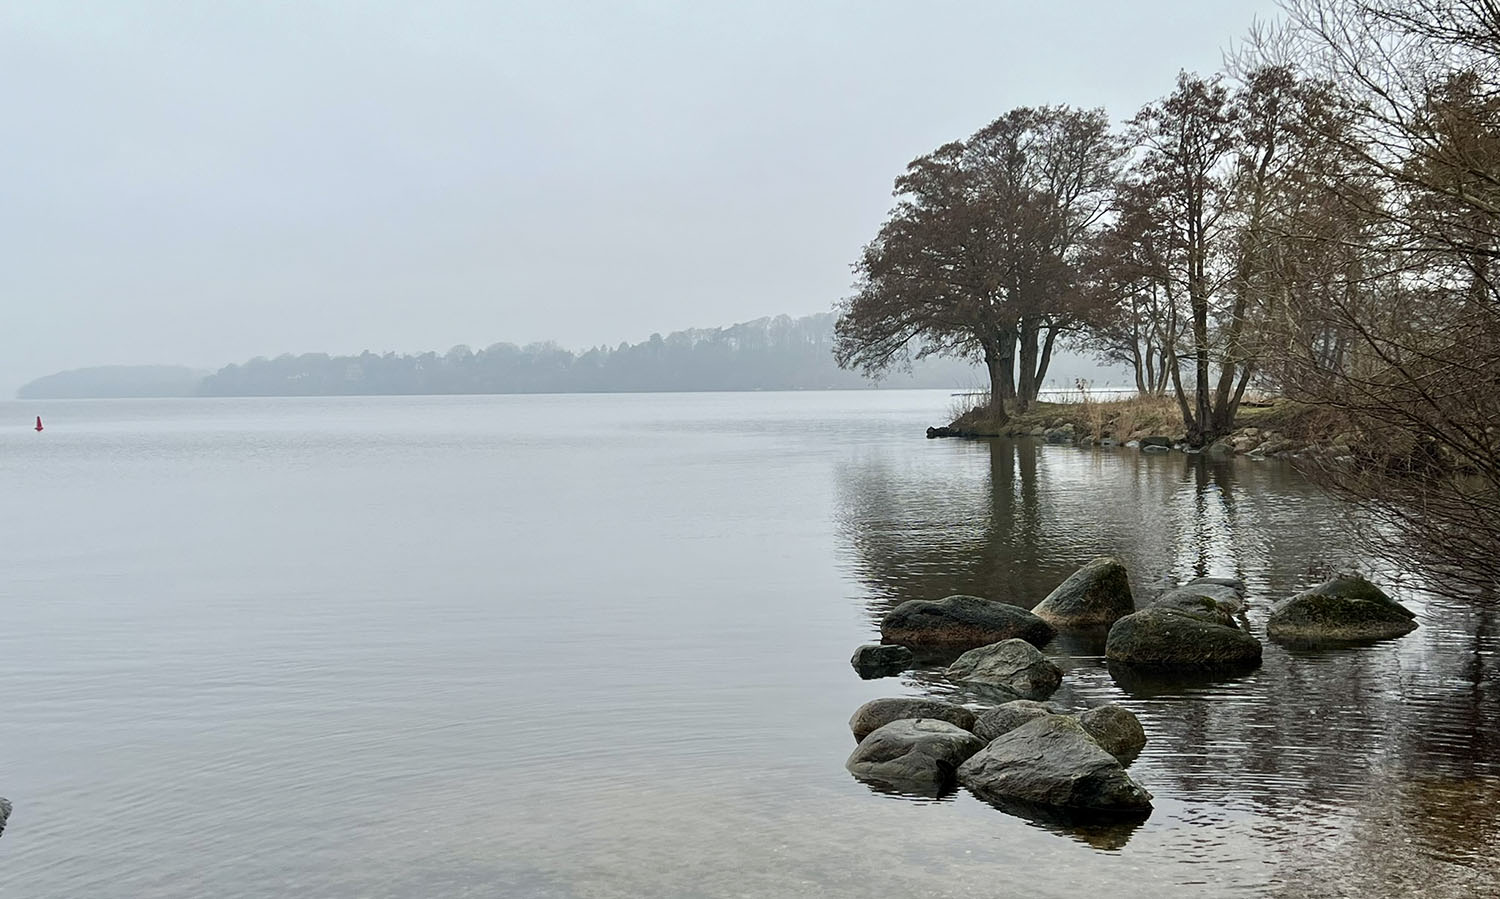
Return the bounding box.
[1,391,1496,898]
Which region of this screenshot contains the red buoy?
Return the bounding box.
[34,416,43,432]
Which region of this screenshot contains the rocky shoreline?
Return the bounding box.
[930,420,1356,461]
[928,399,1362,462]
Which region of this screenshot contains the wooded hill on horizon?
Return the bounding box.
[16,312,1127,399]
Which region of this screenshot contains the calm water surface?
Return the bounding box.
[0,391,1495,897]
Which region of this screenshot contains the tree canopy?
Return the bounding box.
[835,106,1122,416]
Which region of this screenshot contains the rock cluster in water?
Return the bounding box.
[843,558,1158,816]
[843,559,1419,831]
[845,694,1153,811]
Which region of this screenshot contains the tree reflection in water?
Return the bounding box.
[834,438,1500,891]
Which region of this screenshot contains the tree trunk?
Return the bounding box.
[1017,319,1039,413]
[1191,278,1212,444]
[1170,352,1195,436]
[995,329,1017,411]
[1223,363,1255,432]
[1033,325,1059,398]
[983,342,1011,423]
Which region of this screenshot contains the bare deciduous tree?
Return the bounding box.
[835,107,1122,415]
[1265,0,1500,597]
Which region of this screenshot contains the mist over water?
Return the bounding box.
[1,391,1495,897]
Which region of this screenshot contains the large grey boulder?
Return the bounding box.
[1077,704,1147,763]
[958,716,1153,812]
[1105,607,1263,668]
[1031,557,1136,629]
[881,595,1055,650]
[849,697,976,742]
[846,718,986,793]
[973,700,1060,742]
[1267,575,1417,644]
[945,639,1062,700]
[850,643,914,679]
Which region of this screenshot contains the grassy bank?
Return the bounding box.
[946,393,1351,457]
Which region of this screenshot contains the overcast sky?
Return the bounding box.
[1,0,1282,392]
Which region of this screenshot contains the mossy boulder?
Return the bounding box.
[849,697,976,742]
[1266,575,1417,644]
[846,719,986,794]
[972,700,1061,742]
[881,595,1055,651]
[850,644,913,679]
[958,716,1153,813]
[1031,557,1136,629]
[1105,607,1262,668]
[1149,589,1239,628]
[1077,704,1147,764]
[946,639,1062,700]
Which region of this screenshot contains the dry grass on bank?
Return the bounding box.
[948,391,1336,444]
[952,392,1185,440]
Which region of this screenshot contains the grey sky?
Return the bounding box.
[2,1,1281,392]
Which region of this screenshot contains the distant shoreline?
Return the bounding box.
[18,315,1126,401]
[13,384,1005,401]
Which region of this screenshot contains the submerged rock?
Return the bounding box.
[850,643,914,679]
[1188,575,1246,594]
[958,716,1153,812]
[849,697,976,742]
[846,718,985,794]
[972,700,1060,742]
[972,701,1148,764]
[881,595,1055,651]
[1043,424,1076,444]
[1077,704,1147,763]
[1031,557,1135,629]
[1105,607,1262,668]
[0,797,9,837]
[1157,578,1245,613]
[1150,589,1240,627]
[946,639,1062,700]
[1267,575,1418,644]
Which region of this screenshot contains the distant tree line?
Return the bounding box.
[835,0,1500,598]
[197,313,986,396]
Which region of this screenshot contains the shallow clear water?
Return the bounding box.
[0,391,1495,897]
